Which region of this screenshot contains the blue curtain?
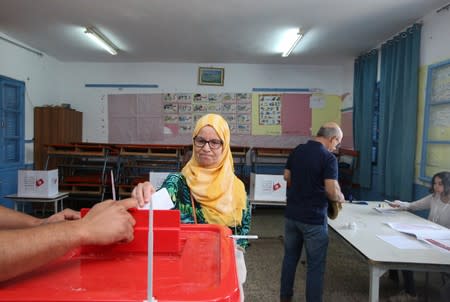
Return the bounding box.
[377,24,421,200]
[353,50,378,188]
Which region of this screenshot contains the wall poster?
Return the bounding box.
[161,93,252,135]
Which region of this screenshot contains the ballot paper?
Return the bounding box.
[373,207,401,214]
[377,235,428,249]
[139,187,174,210]
[386,222,450,253]
[386,222,449,239]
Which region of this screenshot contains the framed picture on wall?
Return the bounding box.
[198,67,224,86]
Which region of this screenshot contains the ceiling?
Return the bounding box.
[1,0,448,65]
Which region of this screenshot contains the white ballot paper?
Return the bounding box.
[377,235,428,249]
[385,222,450,253]
[139,187,174,210]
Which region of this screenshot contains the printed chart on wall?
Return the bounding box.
[252,94,282,135]
[162,93,252,135]
[108,92,342,145]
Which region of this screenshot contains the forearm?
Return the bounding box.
[283,169,291,188]
[0,220,83,282]
[325,180,344,202]
[0,206,42,229]
[408,195,432,211]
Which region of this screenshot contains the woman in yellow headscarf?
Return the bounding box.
[133,114,250,301]
[132,113,251,247]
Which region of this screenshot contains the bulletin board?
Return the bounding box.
[420,58,450,180]
[108,92,342,147]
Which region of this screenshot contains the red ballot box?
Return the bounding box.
[0,209,240,302]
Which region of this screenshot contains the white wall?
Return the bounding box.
[57,62,348,144]
[1,33,351,162]
[420,8,450,66]
[0,34,62,163]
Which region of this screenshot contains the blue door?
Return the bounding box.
[0,75,25,208]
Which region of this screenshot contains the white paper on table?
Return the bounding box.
[373,207,401,215]
[385,222,450,240]
[377,235,428,249]
[138,187,174,210]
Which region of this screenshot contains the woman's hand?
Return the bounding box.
[131,181,155,208]
[390,200,410,210]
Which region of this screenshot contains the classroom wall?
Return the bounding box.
[56,63,347,145]
[0,34,63,162]
[4,5,446,171]
[1,34,351,164]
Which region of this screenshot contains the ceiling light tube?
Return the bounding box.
[281,29,303,57]
[84,26,118,55]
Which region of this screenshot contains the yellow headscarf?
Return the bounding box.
[182,114,247,227]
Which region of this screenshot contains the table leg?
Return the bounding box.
[369,265,387,302]
[54,200,58,213]
[14,201,18,211]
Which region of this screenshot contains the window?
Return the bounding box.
[420,59,450,181]
[0,75,25,167]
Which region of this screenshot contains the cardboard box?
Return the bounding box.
[18,169,59,197]
[149,171,171,189]
[249,173,287,202]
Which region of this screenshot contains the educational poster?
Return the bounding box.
[251,94,282,135]
[281,94,311,136]
[161,93,252,135]
[259,95,281,125]
[109,92,342,147]
[311,94,341,135]
[235,93,252,134]
[220,93,234,102]
[108,94,164,143]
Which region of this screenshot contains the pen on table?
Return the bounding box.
[229,235,259,240]
[111,170,116,200]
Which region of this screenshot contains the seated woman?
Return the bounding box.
[132,113,251,301]
[388,171,450,302]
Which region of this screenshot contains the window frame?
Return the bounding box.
[420,58,450,182]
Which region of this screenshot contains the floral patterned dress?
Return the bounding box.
[160,173,252,248]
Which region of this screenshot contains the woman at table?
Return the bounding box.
[388,171,450,302]
[132,113,251,301]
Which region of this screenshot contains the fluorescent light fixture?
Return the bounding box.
[84,26,118,55]
[281,28,303,57]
